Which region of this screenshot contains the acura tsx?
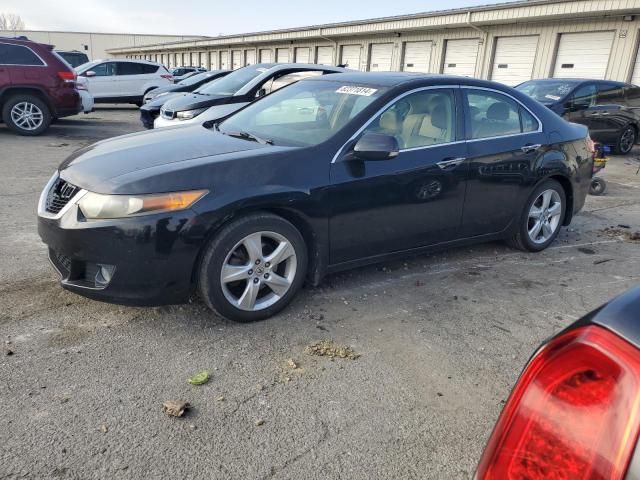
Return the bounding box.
[38,73,593,322]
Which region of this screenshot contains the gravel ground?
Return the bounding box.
[1,107,639,480]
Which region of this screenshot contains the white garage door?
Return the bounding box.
[220,51,229,69]
[232,50,243,69]
[259,49,273,63]
[403,41,432,73]
[631,46,640,85]
[553,31,614,79]
[276,48,290,63]
[295,47,310,63]
[317,46,333,65]
[369,43,394,71]
[443,39,479,77]
[341,45,361,70]
[491,35,539,86]
[245,50,256,66]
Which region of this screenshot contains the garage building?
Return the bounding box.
[110,0,640,85]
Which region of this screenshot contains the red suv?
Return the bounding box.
[0,37,81,136]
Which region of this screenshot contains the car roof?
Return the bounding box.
[522,78,626,87]
[302,71,508,88]
[0,36,52,49]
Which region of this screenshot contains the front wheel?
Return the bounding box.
[507,179,566,252]
[198,213,308,322]
[615,126,636,155]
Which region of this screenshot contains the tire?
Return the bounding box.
[589,177,607,196]
[2,94,51,136]
[614,125,636,155]
[506,179,566,252]
[198,213,308,322]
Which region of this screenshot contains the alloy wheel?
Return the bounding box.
[220,231,297,311]
[527,189,562,244]
[10,102,44,131]
[620,127,635,154]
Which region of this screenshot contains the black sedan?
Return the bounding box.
[38,73,593,322]
[140,70,230,129]
[516,78,640,154]
[153,63,345,129]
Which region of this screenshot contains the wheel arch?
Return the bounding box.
[0,86,53,113]
[189,206,326,291]
[545,174,574,226]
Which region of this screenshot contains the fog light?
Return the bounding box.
[95,264,116,287]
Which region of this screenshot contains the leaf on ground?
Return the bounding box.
[187,370,210,385]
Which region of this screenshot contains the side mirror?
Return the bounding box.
[85,70,96,77]
[352,132,400,161]
[256,88,267,98]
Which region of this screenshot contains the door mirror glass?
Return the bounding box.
[85,70,96,77]
[353,132,399,161]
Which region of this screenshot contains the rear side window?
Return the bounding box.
[596,82,624,104]
[0,43,44,66]
[465,90,538,139]
[141,63,160,74]
[116,62,144,75]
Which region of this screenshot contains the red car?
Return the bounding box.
[477,286,640,479]
[0,37,81,135]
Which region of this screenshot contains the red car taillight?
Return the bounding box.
[477,326,640,480]
[57,71,77,82]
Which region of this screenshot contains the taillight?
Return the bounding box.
[57,71,76,82]
[477,326,640,480]
[586,135,596,155]
[160,74,173,80]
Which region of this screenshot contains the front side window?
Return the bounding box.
[571,84,597,109]
[261,70,325,96]
[362,89,456,149]
[219,80,386,147]
[90,62,116,76]
[196,65,268,96]
[466,90,537,139]
[0,44,44,66]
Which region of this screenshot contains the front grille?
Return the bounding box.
[45,178,80,214]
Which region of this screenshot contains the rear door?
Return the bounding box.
[329,87,468,263]
[460,87,545,237]
[115,62,148,97]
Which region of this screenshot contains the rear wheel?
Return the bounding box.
[507,179,566,252]
[2,94,51,136]
[198,213,307,322]
[615,126,636,155]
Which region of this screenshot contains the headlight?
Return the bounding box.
[77,190,208,219]
[176,108,207,120]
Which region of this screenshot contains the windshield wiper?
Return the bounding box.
[225,130,273,145]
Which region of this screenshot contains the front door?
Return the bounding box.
[460,87,547,237]
[329,87,468,264]
[83,61,117,99]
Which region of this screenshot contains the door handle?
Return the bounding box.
[436,157,465,169]
[521,144,542,153]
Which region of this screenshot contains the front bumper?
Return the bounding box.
[37,185,205,306]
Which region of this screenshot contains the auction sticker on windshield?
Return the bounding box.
[336,86,378,96]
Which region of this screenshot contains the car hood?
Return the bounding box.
[146,84,184,98]
[141,92,184,110]
[59,125,271,194]
[161,92,232,113]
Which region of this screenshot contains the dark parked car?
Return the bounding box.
[38,73,592,322]
[153,63,346,129]
[140,70,230,129]
[477,285,640,479]
[0,37,81,135]
[516,79,640,154]
[170,66,206,77]
[55,50,90,68]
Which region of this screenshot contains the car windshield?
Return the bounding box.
[195,65,269,96]
[218,80,386,147]
[515,80,579,103]
[75,60,101,73]
[178,72,213,86]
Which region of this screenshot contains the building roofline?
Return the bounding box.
[0,29,209,38]
[107,0,640,53]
